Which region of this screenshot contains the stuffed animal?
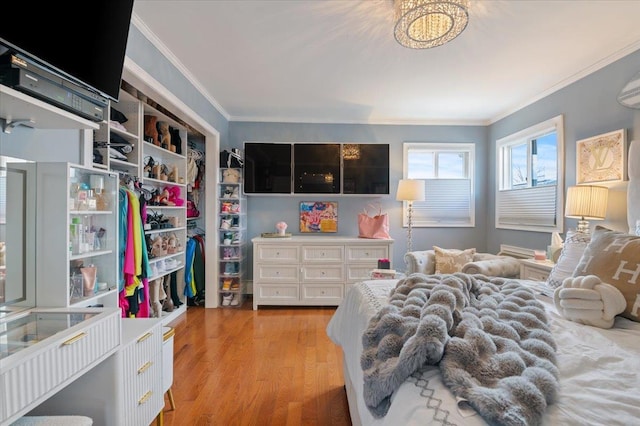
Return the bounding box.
[157,121,171,150]
[222,168,241,183]
[144,115,159,145]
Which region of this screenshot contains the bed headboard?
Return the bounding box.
[628,139,639,233]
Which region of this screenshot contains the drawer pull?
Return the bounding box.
[137,332,153,343]
[138,361,153,375]
[138,390,153,405]
[62,332,87,346]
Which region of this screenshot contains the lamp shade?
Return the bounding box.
[565,185,608,220]
[396,179,425,202]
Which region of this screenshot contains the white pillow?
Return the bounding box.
[546,230,590,289]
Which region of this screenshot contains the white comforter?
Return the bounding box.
[326,279,640,426]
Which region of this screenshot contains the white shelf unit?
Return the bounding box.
[92,85,190,323]
[217,167,246,307]
[140,102,188,320]
[35,163,119,308]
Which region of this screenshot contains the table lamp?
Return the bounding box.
[396,179,425,253]
[565,185,608,233]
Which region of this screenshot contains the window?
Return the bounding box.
[496,115,564,232]
[403,142,475,227]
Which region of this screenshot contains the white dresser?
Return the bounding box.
[252,236,393,310]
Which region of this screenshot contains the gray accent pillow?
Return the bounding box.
[546,230,590,289]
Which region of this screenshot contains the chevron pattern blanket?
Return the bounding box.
[360,273,559,426]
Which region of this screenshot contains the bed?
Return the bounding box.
[327,140,640,426]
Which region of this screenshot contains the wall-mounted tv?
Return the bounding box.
[244,142,293,194]
[243,142,390,195]
[0,1,134,102]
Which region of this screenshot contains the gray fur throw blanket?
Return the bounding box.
[360,273,559,425]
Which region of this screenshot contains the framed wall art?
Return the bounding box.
[576,129,627,185]
[299,201,338,233]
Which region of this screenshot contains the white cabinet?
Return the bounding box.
[0,308,121,425]
[252,236,393,310]
[119,318,164,426]
[36,163,119,309]
[218,167,246,307]
[519,258,555,281]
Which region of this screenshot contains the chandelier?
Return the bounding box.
[394,0,469,49]
[342,144,361,160]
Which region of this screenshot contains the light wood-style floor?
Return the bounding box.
[158,297,352,426]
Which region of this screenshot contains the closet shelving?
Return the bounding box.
[94,83,191,322]
[217,166,246,307]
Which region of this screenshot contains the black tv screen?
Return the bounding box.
[0,1,134,102]
[343,144,389,194]
[294,143,340,194]
[244,143,293,194]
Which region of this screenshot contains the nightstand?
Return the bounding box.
[519,258,555,281]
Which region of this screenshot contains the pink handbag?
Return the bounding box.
[358,205,390,239]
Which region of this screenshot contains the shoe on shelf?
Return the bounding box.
[222,279,232,291]
[222,293,232,306]
[231,294,240,306]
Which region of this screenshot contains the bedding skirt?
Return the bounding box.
[327,279,640,426]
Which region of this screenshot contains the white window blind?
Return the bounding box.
[496,185,557,229]
[413,179,472,226]
[403,142,475,227]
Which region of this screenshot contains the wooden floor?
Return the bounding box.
[158,297,352,426]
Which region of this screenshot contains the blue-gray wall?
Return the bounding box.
[487,50,640,254]
[229,122,487,270]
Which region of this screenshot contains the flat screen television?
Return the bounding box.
[0,1,135,102]
[244,142,293,194]
[294,143,341,194]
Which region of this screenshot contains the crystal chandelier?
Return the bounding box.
[394,0,469,49]
[342,144,361,160]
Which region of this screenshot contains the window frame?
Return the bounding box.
[402,142,475,228]
[495,114,565,233]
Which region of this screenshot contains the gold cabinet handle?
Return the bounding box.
[138,390,153,405]
[137,332,152,343]
[62,332,87,346]
[137,361,153,375]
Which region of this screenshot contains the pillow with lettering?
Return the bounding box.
[546,230,591,289]
[572,226,640,322]
[433,246,476,274]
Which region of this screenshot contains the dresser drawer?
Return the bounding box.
[121,351,164,426]
[255,264,299,282]
[301,245,344,262]
[346,264,377,282]
[120,320,163,380]
[256,245,299,262]
[346,245,389,262]
[521,265,551,281]
[301,284,344,303]
[256,284,300,301]
[301,264,344,282]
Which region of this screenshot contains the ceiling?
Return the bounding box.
[132,0,640,125]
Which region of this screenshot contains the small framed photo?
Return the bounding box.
[299,201,338,233]
[576,129,627,185]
